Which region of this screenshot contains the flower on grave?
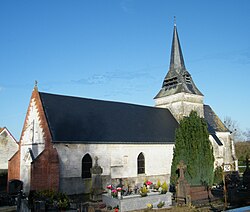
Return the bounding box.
[146,180,152,186]
[160,182,168,194]
[157,201,165,208]
[107,185,112,189]
[117,187,122,192]
[144,180,153,189]
[139,185,148,197]
[146,203,153,209]
[144,180,152,186]
[155,180,161,190]
[111,189,118,197]
[113,205,119,212]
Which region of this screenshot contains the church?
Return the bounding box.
[8,24,237,195]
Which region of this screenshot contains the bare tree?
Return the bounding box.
[243,128,250,142]
[224,116,244,142]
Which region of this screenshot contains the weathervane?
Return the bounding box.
[174,16,176,26]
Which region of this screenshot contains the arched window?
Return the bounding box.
[137,152,145,174]
[82,154,92,178]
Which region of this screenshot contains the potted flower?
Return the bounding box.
[139,185,148,197]
[111,189,118,198]
[157,201,165,208]
[146,203,153,209]
[107,185,112,195]
[144,180,153,189]
[113,205,119,212]
[155,180,161,190]
[117,187,122,199]
[160,182,168,194]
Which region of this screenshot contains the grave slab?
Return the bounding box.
[102,192,172,212]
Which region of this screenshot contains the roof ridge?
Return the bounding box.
[39,91,164,111]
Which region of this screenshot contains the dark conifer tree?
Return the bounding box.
[171,111,214,186]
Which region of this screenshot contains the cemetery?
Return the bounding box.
[1,112,250,211]
[1,158,250,211]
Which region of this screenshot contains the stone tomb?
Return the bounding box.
[102,192,172,212]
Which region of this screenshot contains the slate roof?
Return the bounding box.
[155,25,203,98]
[204,105,229,146]
[39,92,179,144]
[204,105,229,133]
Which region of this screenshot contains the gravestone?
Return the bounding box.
[90,156,103,201]
[176,160,190,204]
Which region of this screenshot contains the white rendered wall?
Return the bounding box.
[155,92,204,120]
[20,98,45,193]
[0,129,18,170]
[209,132,237,170]
[55,143,174,181]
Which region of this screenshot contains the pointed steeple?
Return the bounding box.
[155,23,203,99]
[169,24,186,73]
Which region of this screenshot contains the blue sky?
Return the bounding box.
[0,0,249,140]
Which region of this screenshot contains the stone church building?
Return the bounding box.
[8,24,237,195]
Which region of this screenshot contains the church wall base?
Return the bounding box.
[59,174,171,195]
[59,175,110,195]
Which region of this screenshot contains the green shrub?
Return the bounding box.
[171,111,214,186]
[213,166,223,185]
[161,182,168,194]
[33,190,70,209]
[157,201,165,208]
[139,185,148,197]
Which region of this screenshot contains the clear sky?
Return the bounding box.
[0,0,249,140]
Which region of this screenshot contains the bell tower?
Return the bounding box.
[155,23,204,121]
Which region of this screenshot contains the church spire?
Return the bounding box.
[169,23,186,72]
[154,22,203,99]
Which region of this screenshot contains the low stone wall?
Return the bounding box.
[102,192,172,212]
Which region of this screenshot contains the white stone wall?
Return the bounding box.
[209,132,237,170]
[0,129,18,170]
[20,98,45,193]
[217,132,236,169]
[55,143,174,193]
[155,92,204,120]
[55,143,174,178]
[209,135,224,167]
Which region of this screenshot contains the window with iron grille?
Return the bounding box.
[137,152,145,174]
[82,154,92,178]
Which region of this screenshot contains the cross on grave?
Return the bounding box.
[90,156,103,201]
[176,160,190,204]
[94,156,99,166]
[177,160,186,180]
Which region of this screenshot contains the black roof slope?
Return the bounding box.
[204,105,229,133]
[39,92,179,144]
[204,105,229,146]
